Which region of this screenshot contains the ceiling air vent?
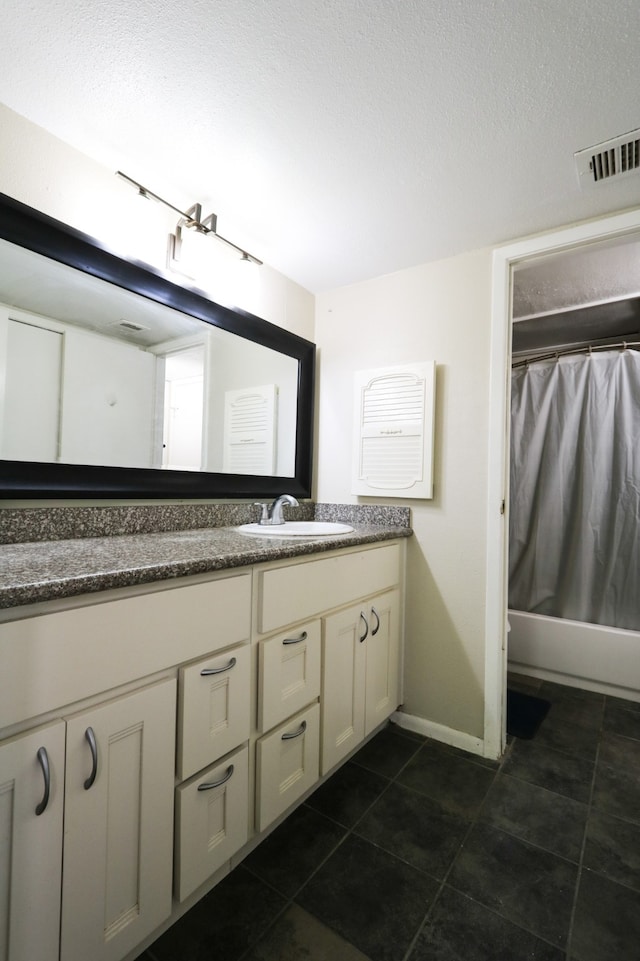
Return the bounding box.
[575,130,640,187]
[109,319,149,333]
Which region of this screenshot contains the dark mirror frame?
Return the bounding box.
[0,193,315,499]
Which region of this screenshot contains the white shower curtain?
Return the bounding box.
[509,349,640,632]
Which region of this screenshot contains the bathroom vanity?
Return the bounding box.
[0,193,409,961]
[0,520,408,961]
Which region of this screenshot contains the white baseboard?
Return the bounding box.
[391,710,496,759]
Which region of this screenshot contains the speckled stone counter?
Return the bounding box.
[0,507,411,610]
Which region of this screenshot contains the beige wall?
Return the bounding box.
[0,104,315,341]
[315,251,493,738]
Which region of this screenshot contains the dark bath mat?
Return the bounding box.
[506,689,551,740]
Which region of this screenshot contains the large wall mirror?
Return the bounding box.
[0,193,315,499]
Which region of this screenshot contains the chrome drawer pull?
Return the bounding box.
[35,747,51,816]
[359,611,369,643]
[197,764,234,791]
[201,656,237,676]
[283,631,308,645]
[281,720,307,741]
[84,726,98,790]
[371,607,380,636]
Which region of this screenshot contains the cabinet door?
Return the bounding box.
[320,603,367,775]
[364,589,400,736]
[258,620,321,733]
[177,645,250,781]
[174,744,249,902]
[255,702,320,832]
[0,721,65,961]
[60,679,176,961]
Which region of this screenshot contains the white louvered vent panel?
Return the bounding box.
[360,435,424,490]
[228,443,269,473]
[223,384,277,475]
[575,130,640,187]
[362,376,424,425]
[352,362,436,499]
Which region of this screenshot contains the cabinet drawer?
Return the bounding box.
[257,544,400,633]
[258,620,321,733]
[255,702,320,832]
[0,572,251,730]
[174,744,249,902]
[177,645,250,782]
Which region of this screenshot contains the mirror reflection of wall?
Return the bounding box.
[0,237,300,478]
[0,306,157,468]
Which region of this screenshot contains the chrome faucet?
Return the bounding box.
[254,493,299,526]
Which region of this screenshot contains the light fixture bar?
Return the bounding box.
[115,170,263,265]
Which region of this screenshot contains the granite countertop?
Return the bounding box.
[0,521,412,610]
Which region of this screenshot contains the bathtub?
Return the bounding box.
[508,609,640,703]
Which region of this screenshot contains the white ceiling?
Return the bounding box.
[1,0,640,294]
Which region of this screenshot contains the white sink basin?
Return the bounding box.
[236,521,354,537]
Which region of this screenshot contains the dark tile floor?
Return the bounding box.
[137,675,640,961]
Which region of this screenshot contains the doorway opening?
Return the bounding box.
[485,206,640,759]
[162,345,205,471]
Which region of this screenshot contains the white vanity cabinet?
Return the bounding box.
[257,542,401,635]
[321,588,400,773]
[174,743,249,902]
[254,621,322,832]
[255,702,320,832]
[258,620,321,734]
[0,721,66,961]
[0,538,405,961]
[254,619,322,830]
[253,542,403,828]
[177,645,251,781]
[60,680,176,961]
[174,645,251,901]
[0,570,251,961]
[0,682,176,961]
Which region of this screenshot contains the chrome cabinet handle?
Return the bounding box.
[84,726,98,790]
[201,656,237,676]
[35,746,50,816]
[283,631,308,645]
[197,764,234,791]
[281,720,307,741]
[371,607,380,636]
[359,611,369,643]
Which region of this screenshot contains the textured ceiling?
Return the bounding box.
[1,0,640,293]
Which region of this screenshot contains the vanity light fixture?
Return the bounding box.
[115,171,263,266]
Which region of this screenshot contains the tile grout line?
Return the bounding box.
[237,828,353,960]
[434,739,581,955]
[236,730,426,961]
[399,816,479,961]
[563,696,605,961]
[237,763,406,959]
[399,740,516,961]
[401,715,603,960]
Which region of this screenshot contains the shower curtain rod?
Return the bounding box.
[512,340,640,369]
